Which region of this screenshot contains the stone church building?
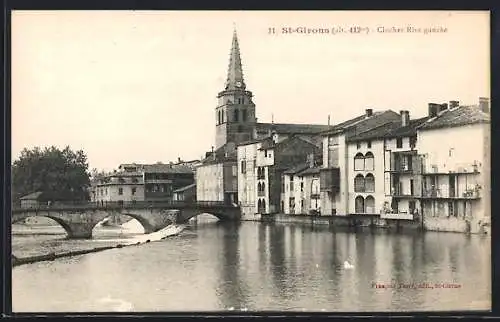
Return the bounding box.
[196,29,332,204]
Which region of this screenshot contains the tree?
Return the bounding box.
[12,146,91,203]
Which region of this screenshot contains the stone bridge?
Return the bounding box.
[12,201,241,239]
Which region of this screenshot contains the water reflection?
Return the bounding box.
[12,222,490,312]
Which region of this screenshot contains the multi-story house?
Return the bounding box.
[282,154,322,215]
[91,163,194,204]
[92,163,145,204]
[416,98,490,233]
[237,135,321,217]
[381,112,429,220]
[143,163,195,202]
[320,109,401,216]
[196,143,238,204]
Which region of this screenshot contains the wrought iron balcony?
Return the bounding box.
[380,212,414,220]
[420,187,481,199]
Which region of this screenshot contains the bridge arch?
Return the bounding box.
[97,213,156,233]
[12,214,79,238]
[177,209,236,224]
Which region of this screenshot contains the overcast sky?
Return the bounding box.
[12,10,489,171]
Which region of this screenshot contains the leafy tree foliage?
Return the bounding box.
[12,146,91,203]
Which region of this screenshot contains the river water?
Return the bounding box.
[12,219,491,313]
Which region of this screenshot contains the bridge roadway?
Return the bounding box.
[12,201,241,239]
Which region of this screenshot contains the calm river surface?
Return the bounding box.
[12,220,491,312]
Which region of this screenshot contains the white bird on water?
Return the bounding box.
[343,260,354,269]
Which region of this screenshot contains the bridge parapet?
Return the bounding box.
[12,200,239,213]
[11,201,241,239]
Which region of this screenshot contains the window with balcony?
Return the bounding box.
[448,201,458,217]
[118,188,123,195]
[410,136,417,149]
[354,174,365,192]
[131,187,136,195]
[132,178,139,183]
[354,153,365,171]
[118,177,125,184]
[241,160,246,174]
[289,197,295,213]
[396,138,403,149]
[365,173,375,192]
[365,196,375,213]
[355,196,364,213]
[391,198,399,213]
[365,152,374,171]
[257,167,265,179]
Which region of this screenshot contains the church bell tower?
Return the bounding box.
[215,29,256,149]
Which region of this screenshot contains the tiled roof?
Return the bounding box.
[320,114,371,136]
[344,110,402,141]
[417,105,490,131]
[258,137,276,150]
[384,116,430,138]
[256,122,333,135]
[200,143,237,165]
[296,135,323,148]
[296,166,321,176]
[348,121,402,142]
[109,171,143,177]
[257,135,317,151]
[143,164,193,174]
[283,163,309,175]
[237,138,262,147]
[119,163,145,168]
[173,183,196,193]
[19,191,43,200]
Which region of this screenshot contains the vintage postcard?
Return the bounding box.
[10,10,490,313]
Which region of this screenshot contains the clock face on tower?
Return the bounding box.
[236,81,242,88]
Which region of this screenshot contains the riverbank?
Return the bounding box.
[12,224,184,267]
[240,212,490,235]
[242,213,422,231]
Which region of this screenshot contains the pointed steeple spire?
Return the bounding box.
[224,27,246,91]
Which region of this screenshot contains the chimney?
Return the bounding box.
[479,97,489,113]
[366,109,373,117]
[439,103,448,112]
[428,103,439,118]
[178,157,181,163]
[328,115,331,126]
[400,110,410,127]
[449,100,459,109]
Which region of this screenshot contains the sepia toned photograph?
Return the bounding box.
[10,10,490,313]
